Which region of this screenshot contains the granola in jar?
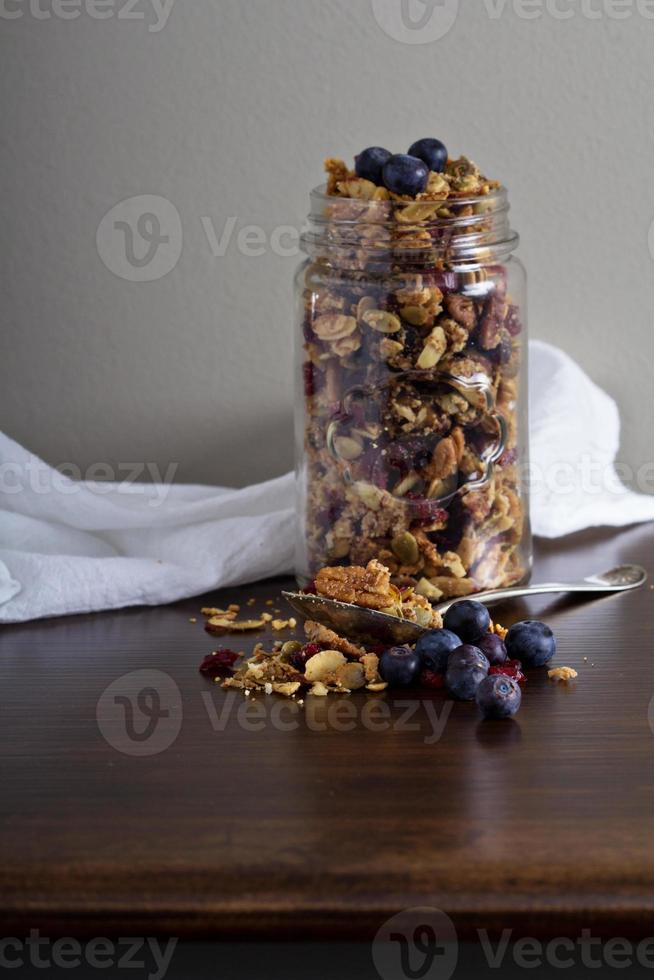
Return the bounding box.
[295,141,531,599]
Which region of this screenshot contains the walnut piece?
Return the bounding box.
[315,559,396,610]
[303,620,367,659]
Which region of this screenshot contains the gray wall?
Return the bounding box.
[2,0,653,488]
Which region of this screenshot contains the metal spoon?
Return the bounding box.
[283,564,647,646]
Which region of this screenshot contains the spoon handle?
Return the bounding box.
[434,580,631,615]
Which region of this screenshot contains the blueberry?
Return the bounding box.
[443,600,491,644]
[414,629,462,675]
[445,644,489,701]
[408,138,448,173]
[355,146,392,185]
[382,154,429,196]
[476,674,522,719]
[506,620,556,667]
[477,632,508,667]
[379,646,422,687]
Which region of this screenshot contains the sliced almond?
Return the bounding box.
[312,314,357,342]
[361,309,402,334]
[396,201,440,222]
[416,326,447,370]
[335,662,366,691]
[205,617,265,634]
[272,682,302,697]
[304,650,346,682]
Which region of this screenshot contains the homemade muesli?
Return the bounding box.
[296,138,530,598]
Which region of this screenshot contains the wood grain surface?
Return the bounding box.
[1,525,654,940]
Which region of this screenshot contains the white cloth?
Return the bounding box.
[1,340,652,623]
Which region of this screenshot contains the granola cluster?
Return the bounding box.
[222,620,388,698]
[297,151,529,597]
[315,559,442,628]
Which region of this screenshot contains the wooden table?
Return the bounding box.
[2,524,654,948]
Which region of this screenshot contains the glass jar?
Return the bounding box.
[294,183,531,601]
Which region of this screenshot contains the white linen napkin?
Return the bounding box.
[1,340,652,623]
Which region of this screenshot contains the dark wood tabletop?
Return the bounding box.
[1,523,654,943]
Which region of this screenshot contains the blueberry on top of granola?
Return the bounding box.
[408,137,448,174]
[382,153,429,196]
[355,146,392,184]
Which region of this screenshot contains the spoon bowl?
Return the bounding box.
[283,563,647,647]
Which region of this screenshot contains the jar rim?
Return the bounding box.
[301,184,519,265]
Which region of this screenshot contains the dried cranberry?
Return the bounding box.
[328,402,351,423]
[405,493,448,526]
[199,648,240,677]
[489,659,526,685]
[303,362,315,397]
[498,448,517,468]
[289,643,322,671]
[505,305,522,337]
[420,668,445,690]
[302,580,318,595]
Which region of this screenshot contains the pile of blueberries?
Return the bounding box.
[378,600,556,720]
[354,138,448,198]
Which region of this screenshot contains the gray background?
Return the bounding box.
[2,0,653,488]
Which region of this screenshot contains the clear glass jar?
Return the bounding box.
[294,184,531,601]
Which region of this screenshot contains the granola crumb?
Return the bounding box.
[205,617,265,634]
[492,622,508,640]
[247,598,256,606]
[272,618,295,631]
[548,666,578,683]
[265,599,274,606]
[189,617,197,624]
